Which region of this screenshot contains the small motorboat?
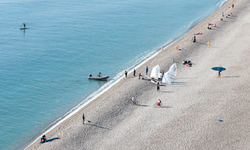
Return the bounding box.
[88,72,109,80]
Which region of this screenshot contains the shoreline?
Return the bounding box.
[23,5,215,149]
[24,0,249,149]
[24,0,232,149]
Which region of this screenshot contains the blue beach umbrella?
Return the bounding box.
[211,66,226,71]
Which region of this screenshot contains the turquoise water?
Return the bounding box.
[0,0,227,149]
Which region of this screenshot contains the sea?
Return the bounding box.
[0,0,228,149]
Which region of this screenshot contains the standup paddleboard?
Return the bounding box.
[40,136,59,143]
[211,67,226,71]
[20,27,29,30]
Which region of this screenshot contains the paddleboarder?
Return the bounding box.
[23,23,26,28]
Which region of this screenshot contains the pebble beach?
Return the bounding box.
[26,0,250,149]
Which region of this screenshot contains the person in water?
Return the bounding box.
[23,23,26,27]
[41,135,46,143]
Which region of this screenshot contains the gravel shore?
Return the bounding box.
[26,0,250,149]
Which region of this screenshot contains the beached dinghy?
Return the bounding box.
[88,72,109,80]
[141,75,151,81]
[150,65,163,79]
[169,63,177,76]
[162,71,171,85]
[151,78,164,86]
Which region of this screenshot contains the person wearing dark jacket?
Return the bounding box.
[82,114,85,124]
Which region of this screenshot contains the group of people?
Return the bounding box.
[131,96,161,107]
[183,60,192,67]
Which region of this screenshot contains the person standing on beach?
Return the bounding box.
[222,12,224,17]
[125,71,128,78]
[157,82,160,91]
[207,41,210,47]
[146,66,148,75]
[82,113,85,124]
[138,73,141,79]
[232,4,234,8]
[193,36,196,43]
[217,70,221,78]
[133,69,136,77]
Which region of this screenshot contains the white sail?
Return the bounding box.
[169,63,177,76]
[150,65,160,79]
[162,71,171,85]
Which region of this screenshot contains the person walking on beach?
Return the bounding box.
[157,82,160,91]
[133,69,136,77]
[207,41,210,47]
[146,66,148,75]
[232,4,234,8]
[217,70,221,78]
[82,113,85,124]
[125,71,128,78]
[193,36,196,43]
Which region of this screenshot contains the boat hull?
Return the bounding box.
[88,76,109,80]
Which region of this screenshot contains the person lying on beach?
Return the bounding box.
[194,33,203,35]
[187,61,192,67]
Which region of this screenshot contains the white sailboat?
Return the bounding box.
[162,71,171,85]
[169,63,177,76]
[150,65,161,79]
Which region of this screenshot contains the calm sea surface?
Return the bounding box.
[0,0,227,149]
